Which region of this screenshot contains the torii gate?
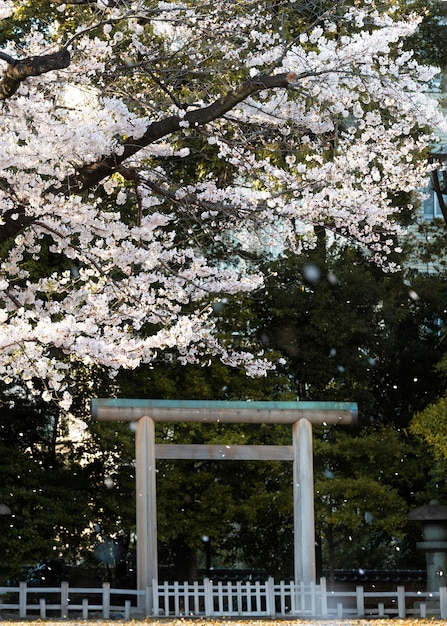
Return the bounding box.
[92,399,357,599]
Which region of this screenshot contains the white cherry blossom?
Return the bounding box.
[0,1,445,405]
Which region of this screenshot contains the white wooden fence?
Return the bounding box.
[1,578,446,619]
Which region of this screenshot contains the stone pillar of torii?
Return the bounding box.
[92,399,357,607]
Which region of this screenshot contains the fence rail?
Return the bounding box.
[1,578,446,619]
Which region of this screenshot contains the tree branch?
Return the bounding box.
[56,72,297,195]
[0,48,71,101]
[0,71,296,244]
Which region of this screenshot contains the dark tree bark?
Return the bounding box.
[173,535,198,582]
[0,70,298,245]
[54,72,298,195]
[0,49,70,100]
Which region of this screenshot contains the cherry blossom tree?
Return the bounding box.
[0,0,444,407]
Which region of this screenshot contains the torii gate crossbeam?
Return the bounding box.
[92,399,357,608]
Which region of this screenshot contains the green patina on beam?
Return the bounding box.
[92,398,358,425]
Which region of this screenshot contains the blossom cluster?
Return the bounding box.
[0,0,444,406]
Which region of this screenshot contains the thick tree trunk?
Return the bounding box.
[173,535,198,582]
[326,523,336,589]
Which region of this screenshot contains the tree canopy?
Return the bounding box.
[3,0,447,585]
[0,0,445,407]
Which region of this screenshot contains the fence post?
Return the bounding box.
[310,581,317,616]
[440,586,447,619]
[204,578,213,616]
[152,580,159,616]
[227,581,233,613]
[397,585,406,618]
[184,581,190,615]
[320,577,328,617]
[248,580,254,614]
[236,580,242,616]
[19,581,27,618]
[102,581,110,619]
[125,599,131,620]
[60,581,69,618]
[290,580,297,614]
[300,580,305,614]
[39,598,46,618]
[175,581,182,616]
[147,582,154,616]
[356,585,364,617]
[266,577,275,617]
[82,598,89,619]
